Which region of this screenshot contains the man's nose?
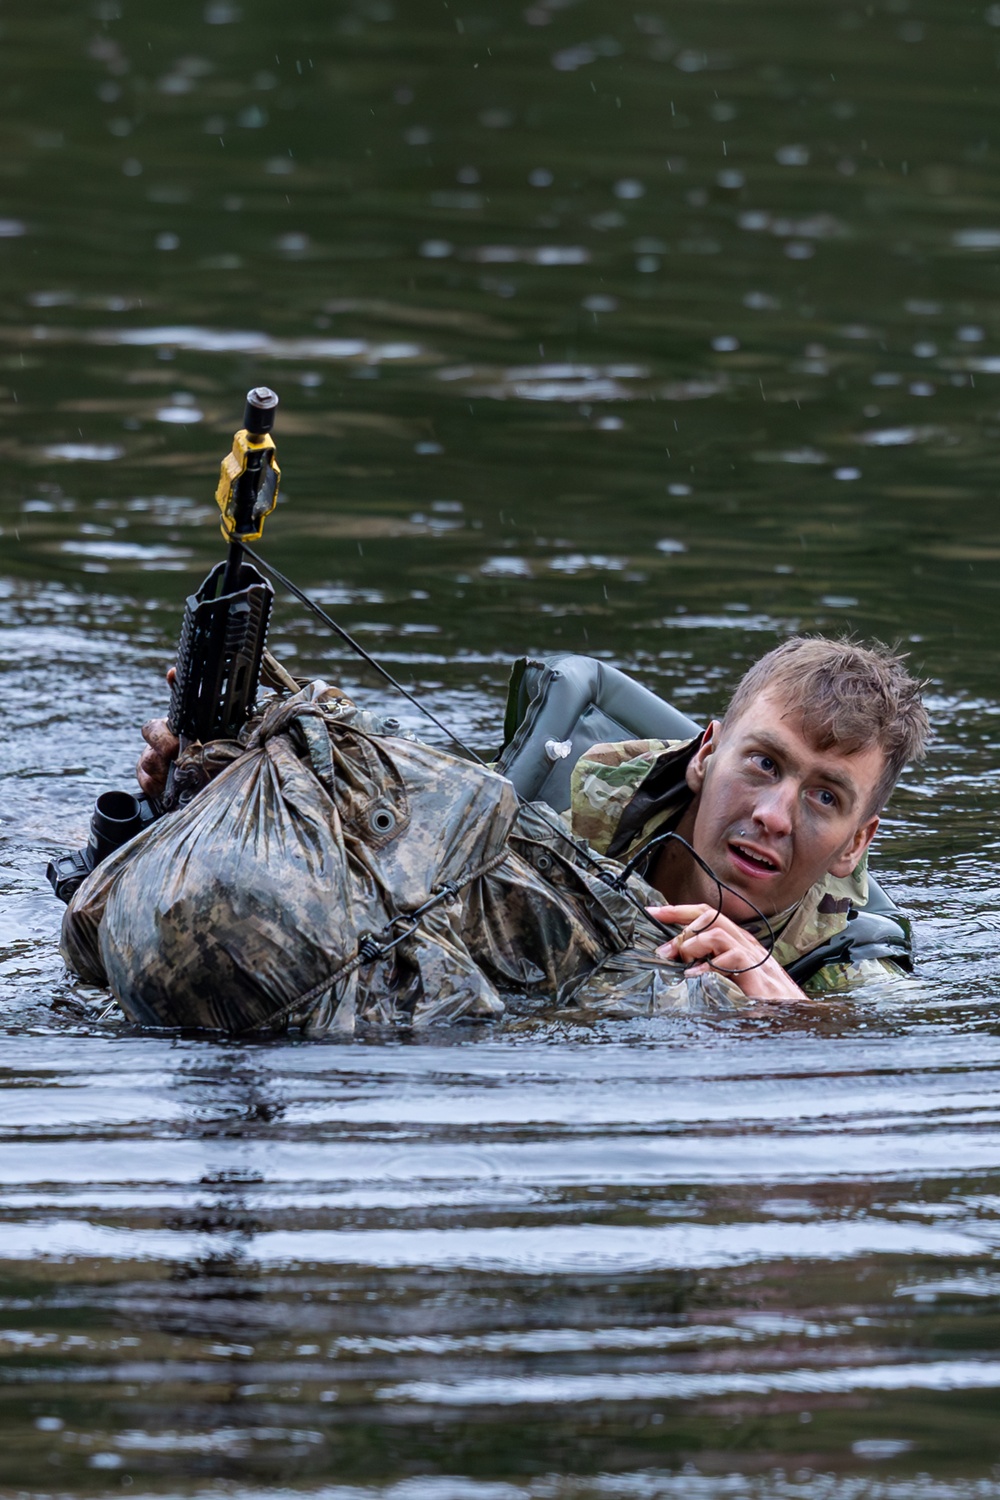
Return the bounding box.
[752,779,795,838]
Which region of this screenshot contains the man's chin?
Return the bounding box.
[715,874,789,924]
[718,890,774,924]
[709,845,793,921]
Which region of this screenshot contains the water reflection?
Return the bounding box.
[2,1026,1000,1488]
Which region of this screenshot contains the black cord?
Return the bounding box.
[243,544,488,764]
[356,883,462,964]
[244,546,778,980]
[613,829,777,976]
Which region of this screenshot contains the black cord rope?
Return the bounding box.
[243,544,487,764]
[245,546,778,980]
[357,882,461,964]
[613,829,776,975]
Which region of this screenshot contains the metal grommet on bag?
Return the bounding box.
[369,806,398,836]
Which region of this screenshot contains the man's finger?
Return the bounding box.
[141,718,180,756]
[136,749,165,797]
[137,717,180,798]
[673,922,767,969]
[657,919,719,964]
[673,926,725,961]
[646,903,711,924]
[679,910,716,937]
[646,903,718,943]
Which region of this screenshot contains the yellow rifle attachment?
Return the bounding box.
[215,428,281,542]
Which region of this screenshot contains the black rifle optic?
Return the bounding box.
[47,386,281,904]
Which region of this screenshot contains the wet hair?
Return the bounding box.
[722,635,930,815]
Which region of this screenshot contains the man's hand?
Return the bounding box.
[136,668,179,797]
[646,902,808,1002]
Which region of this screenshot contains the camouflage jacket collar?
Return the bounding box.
[568,733,868,970]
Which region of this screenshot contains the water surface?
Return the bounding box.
[2,1,1000,1494]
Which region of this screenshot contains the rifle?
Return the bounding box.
[47,386,281,903]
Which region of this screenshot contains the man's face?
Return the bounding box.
[681,686,885,921]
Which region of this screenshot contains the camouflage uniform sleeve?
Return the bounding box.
[569,740,672,855]
[802,957,908,996]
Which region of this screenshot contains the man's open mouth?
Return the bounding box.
[728,841,782,876]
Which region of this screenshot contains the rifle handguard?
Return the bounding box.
[167,559,273,743]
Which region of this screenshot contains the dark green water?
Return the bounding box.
[3,1,1000,1495]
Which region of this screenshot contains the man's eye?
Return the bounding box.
[815,788,838,809]
[754,754,776,774]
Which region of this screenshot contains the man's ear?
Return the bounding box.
[828,814,880,877]
[685,720,721,794]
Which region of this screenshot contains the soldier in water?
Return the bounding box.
[565,636,928,998]
[136,635,929,1005]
